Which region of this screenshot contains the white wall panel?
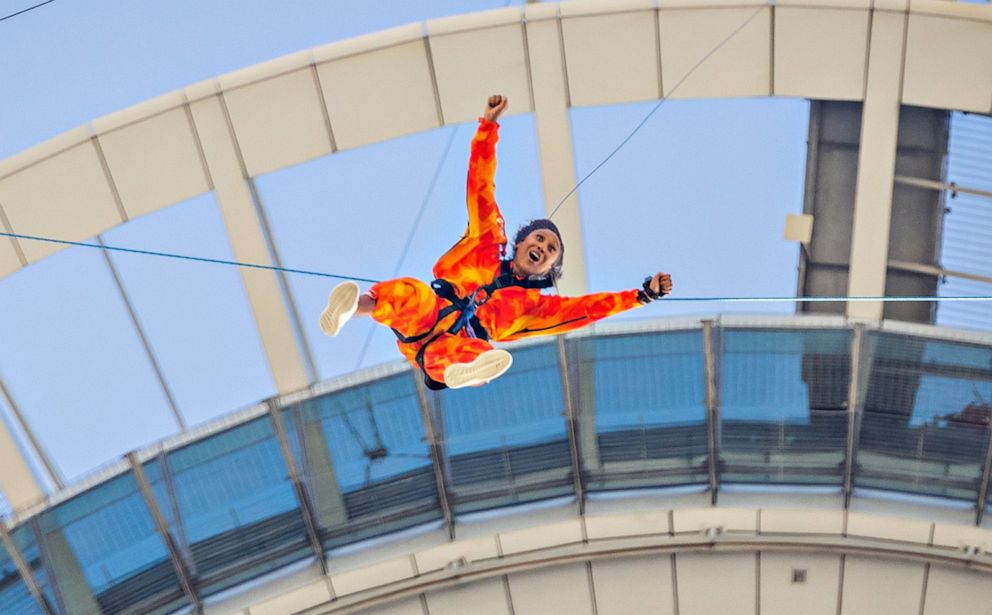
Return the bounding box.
[923,566,992,615]
[846,512,932,543]
[426,578,509,615]
[97,108,210,220]
[841,557,924,615]
[676,553,756,615]
[415,536,499,574]
[585,510,669,539]
[0,142,122,263]
[561,10,660,107]
[761,553,840,615]
[774,4,869,99]
[317,41,439,150]
[931,523,992,551]
[508,563,594,615]
[592,556,675,615]
[500,519,583,555]
[659,5,771,99]
[760,509,844,535]
[902,10,992,113]
[222,68,332,177]
[673,507,758,533]
[331,556,416,596]
[427,23,532,124]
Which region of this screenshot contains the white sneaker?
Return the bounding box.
[443,349,513,389]
[319,281,360,337]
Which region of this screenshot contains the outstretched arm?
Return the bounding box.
[499,273,673,341]
[466,95,509,239]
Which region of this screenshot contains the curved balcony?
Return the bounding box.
[3,315,992,614]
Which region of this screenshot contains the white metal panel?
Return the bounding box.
[0,225,22,278]
[425,578,509,615]
[585,511,669,539]
[222,67,332,177]
[923,566,992,615]
[931,523,992,551]
[355,597,424,615]
[415,536,499,573]
[248,579,332,615]
[760,509,844,535]
[673,507,758,533]
[0,141,122,263]
[774,5,869,100]
[561,10,660,107]
[676,553,756,615]
[317,41,438,150]
[659,5,771,99]
[508,563,595,615]
[96,108,210,220]
[846,512,931,543]
[841,557,924,615]
[760,553,840,615]
[902,10,992,113]
[331,556,416,596]
[0,414,43,511]
[846,7,906,320]
[427,22,532,124]
[592,556,676,615]
[499,519,583,555]
[523,6,588,295]
[188,95,310,394]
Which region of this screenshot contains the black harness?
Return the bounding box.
[393,261,553,390]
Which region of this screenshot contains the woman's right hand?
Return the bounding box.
[484,95,508,122]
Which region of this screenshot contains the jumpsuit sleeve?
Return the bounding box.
[498,290,645,341]
[465,118,505,240]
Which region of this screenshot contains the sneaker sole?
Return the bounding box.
[319,281,360,337]
[444,350,513,389]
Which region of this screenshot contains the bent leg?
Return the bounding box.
[368,278,440,340]
[420,334,494,385]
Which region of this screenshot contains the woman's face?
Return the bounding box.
[511,229,561,278]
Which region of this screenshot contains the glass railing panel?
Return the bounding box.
[720,329,850,485]
[0,535,43,615]
[293,372,440,547]
[150,415,308,597]
[856,332,992,500]
[578,331,708,491]
[33,473,185,615]
[437,342,572,513]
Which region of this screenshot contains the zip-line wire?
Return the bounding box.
[0,0,55,23]
[0,231,379,284]
[4,230,990,304]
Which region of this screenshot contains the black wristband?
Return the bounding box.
[637,277,662,304]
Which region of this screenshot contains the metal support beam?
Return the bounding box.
[846,7,908,320]
[97,235,187,432]
[975,417,992,525]
[894,175,992,201]
[187,94,310,394]
[0,380,48,509]
[556,337,585,515]
[267,401,328,574]
[0,520,55,615]
[888,259,992,287]
[413,375,455,539]
[524,5,588,295]
[843,325,867,509]
[702,320,720,505]
[127,452,201,614]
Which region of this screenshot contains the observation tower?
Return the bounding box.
[1,1,992,614]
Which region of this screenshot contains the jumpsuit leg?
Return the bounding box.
[368,278,440,339]
[419,333,494,385]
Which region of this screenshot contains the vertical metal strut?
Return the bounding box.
[975,417,992,525]
[557,337,586,515]
[702,320,720,505]
[843,324,867,509]
[267,401,328,574]
[413,375,455,539]
[127,452,202,613]
[0,519,55,615]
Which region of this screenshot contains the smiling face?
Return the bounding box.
[511,228,562,278]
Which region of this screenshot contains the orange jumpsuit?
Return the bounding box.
[368,118,644,387]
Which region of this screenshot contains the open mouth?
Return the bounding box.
[528,249,542,264]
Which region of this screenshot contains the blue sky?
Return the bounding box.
[0,0,809,483]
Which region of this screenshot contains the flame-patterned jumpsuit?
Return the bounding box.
[367,118,645,387]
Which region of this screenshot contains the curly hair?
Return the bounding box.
[508,218,564,281]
